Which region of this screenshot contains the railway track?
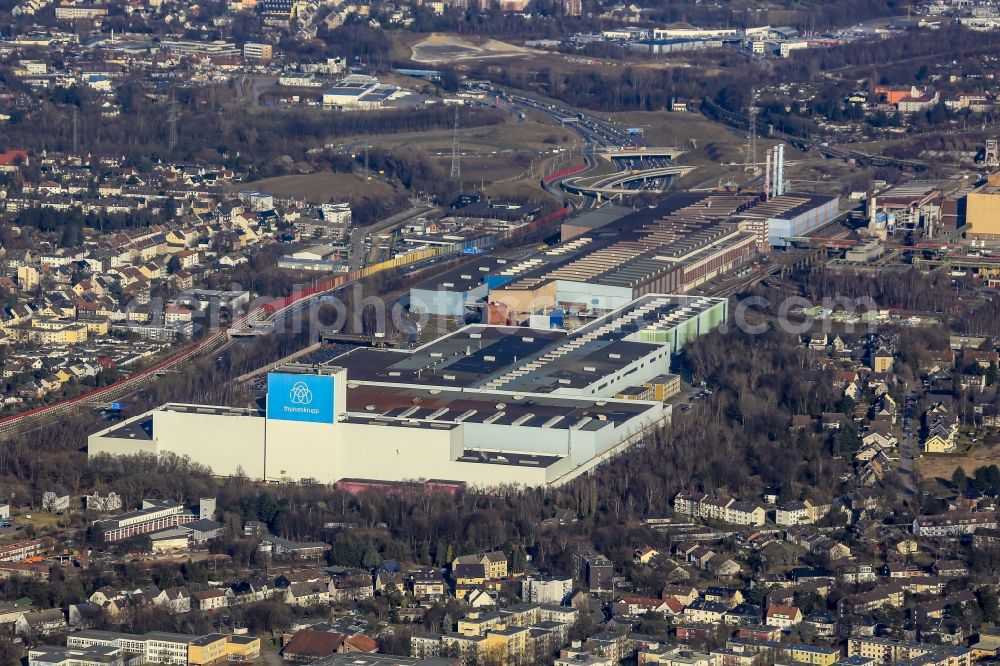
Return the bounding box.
[0,327,234,437]
[0,93,636,438]
[0,204,576,439]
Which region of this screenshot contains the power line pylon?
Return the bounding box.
[744,94,758,172]
[450,106,461,181]
[167,95,178,152]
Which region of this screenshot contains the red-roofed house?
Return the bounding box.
[0,150,29,172]
[281,630,344,663]
[875,85,920,105]
[614,595,667,616]
[765,604,802,629]
[662,596,686,616]
[342,635,377,653]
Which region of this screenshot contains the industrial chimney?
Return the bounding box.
[764,149,771,200]
[776,144,785,196]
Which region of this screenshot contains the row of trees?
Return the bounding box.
[1,314,882,585]
[801,267,958,314]
[179,325,859,576]
[775,24,1000,81]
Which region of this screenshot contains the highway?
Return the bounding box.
[562,163,695,198]
[493,88,646,207]
[0,88,762,438]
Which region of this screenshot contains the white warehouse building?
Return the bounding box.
[89,295,726,488]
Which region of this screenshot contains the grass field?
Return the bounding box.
[0,507,70,540]
[234,113,578,203]
[606,110,859,194]
[377,116,579,154]
[236,173,397,204]
[375,115,580,189]
[918,444,1000,484]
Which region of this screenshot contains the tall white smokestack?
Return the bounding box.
[767,148,774,198]
[771,146,779,197]
[764,149,771,200]
[777,144,785,196]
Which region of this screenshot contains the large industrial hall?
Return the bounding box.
[88,295,726,488]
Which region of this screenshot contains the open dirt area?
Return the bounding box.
[918,445,1000,484]
[411,34,540,64]
[236,173,397,204]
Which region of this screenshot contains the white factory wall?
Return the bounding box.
[462,422,573,457]
[333,421,552,487]
[568,429,599,464]
[541,453,576,482]
[462,403,668,466]
[335,421,457,479]
[154,409,266,478]
[605,406,669,451]
[555,281,633,312]
[410,286,487,317]
[264,419,336,482]
[767,198,839,247]
[88,400,668,487]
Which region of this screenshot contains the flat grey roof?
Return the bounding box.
[562,205,631,230]
[345,383,652,430]
[161,404,263,417]
[336,295,720,393]
[103,416,153,441]
[410,259,503,293]
[457,449,564,468]
[335,326,567,387]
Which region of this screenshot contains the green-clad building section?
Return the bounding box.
[631,297,727,353]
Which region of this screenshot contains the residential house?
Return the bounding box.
[765,605,803,629]
[674,493,766,526]
[190,589,228,612]
[775,500,831,527]
[285,582,329,607]
[684,599,728,624]
[913,512,997,537]
[16,609,67,637]
[411,571,447,602]
[453,551,508,580]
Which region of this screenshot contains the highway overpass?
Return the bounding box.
[562,165,697,199]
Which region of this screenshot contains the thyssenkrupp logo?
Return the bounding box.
[289,381,313,405]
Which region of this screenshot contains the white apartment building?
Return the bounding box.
[521,576,573,604]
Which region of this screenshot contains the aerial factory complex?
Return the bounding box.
[89,294,726,487]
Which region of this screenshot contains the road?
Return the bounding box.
[0,204,434,438]
[235,75,279,109]
[494,88,645,207]
[899,384,919,501]
[347,204,435,270]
